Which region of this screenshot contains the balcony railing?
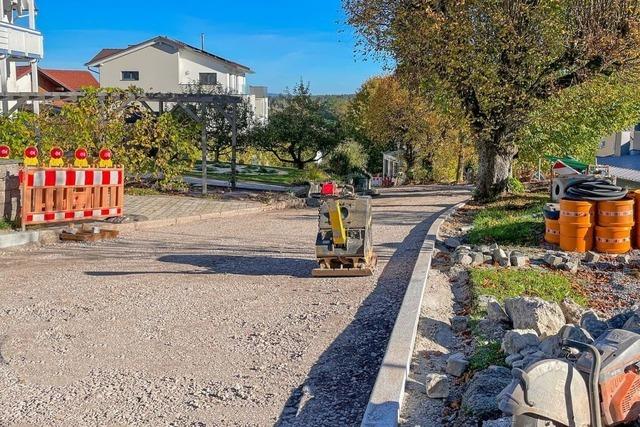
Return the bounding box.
[0,21,43,59]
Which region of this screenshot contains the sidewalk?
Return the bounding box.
[0,193,304,249]
[124,194,263,221]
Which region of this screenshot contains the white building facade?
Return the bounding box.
[86,36,268,122]
[0,0,43,113]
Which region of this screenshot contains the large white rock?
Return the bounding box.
[501,329,540,355]
[560,298,585,325]
[504,297,566,338]
[486,297,511,323]
[425,373,450,399]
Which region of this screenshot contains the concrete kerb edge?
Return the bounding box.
[0,198,304,249]
[360,200,469,427]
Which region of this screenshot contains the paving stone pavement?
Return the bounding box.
[124,195,262,220]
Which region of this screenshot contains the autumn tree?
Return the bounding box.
[345,0,640,200]
[520,71,640,166]
[348,75,472,181]
[252,81,343,169]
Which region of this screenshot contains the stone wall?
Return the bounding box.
[0,160,21,222]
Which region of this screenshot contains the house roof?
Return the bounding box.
[597,155,640,184]
[16,65,31,80]
[85,36,253,73]
[86,48,125,65]
[16,66,99,91]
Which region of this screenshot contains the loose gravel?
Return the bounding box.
[0,185,469,426]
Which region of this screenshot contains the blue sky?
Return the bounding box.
[33,0,386,94]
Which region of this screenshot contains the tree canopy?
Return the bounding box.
[345,0,640,199]
[252,82,343,169]
[347,75,473,182]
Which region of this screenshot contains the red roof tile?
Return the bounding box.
[14,67,99,91]
[40,69,99,91]
[16,65,31,79]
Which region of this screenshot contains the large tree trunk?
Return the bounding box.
[456,152,465,184]
[475,141,517,201]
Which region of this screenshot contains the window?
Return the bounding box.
[199,72,217,85]
[121,71,139,81]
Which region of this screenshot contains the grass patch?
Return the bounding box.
[470,267,586,313]
[0,218,14,230]
[468,193,547,245]
[125,187,164,196]
[468,340,507,372]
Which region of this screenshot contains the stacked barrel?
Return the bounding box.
[545,217,560,245]
[594,199,634,254]
[559,199,595,253]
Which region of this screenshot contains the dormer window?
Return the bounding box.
[121,71,139,81]
[199,72,217,85]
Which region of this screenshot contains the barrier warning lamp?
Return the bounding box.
[24,146,39,167]
[98,148,113,168]
[74,148,89,168]
[0,145,9,159]
[49,147,65,167]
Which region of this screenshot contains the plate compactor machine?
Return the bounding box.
[312,184,377,277]
[498,325,640,427]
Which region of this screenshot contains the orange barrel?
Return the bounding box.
[597,199,635,227]
[545,219,560,245]
[560,223,594,253]
[595,226,632,254]
[559,199,595,253]
[635,191,640,248]
[560,199,595,225]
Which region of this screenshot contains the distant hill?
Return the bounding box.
[269,94,354,114]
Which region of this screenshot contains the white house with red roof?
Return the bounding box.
[86,36,269,122]
[15,66,98,93]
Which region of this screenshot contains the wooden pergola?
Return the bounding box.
[0,91,243,193]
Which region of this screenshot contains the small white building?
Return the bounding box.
[86,36,268,122]
[0,0,44,113]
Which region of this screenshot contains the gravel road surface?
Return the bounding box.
[0,186,470,426]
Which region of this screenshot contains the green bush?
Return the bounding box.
[325,140,368,178]
[407,166,432,184]
[294,165,330,184]
[508,177,525,194]
[0,88,199,191]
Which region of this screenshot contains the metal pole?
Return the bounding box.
[0,56,8,115]
[201,107,208,195]
[30,60,39,114]
[231,103,238,191]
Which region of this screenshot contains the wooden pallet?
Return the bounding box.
[59,228,119,242]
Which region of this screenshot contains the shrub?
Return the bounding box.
[0,88,199,191]
[508,177,525,194]
[407,166,432,184]
[325,140,368,178]
[295,165,330,184]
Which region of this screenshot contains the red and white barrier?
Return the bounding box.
[21,167,124,227]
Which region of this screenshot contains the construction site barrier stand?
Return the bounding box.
[20,166,124,229]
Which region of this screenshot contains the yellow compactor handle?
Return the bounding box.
[327,200,347,246]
